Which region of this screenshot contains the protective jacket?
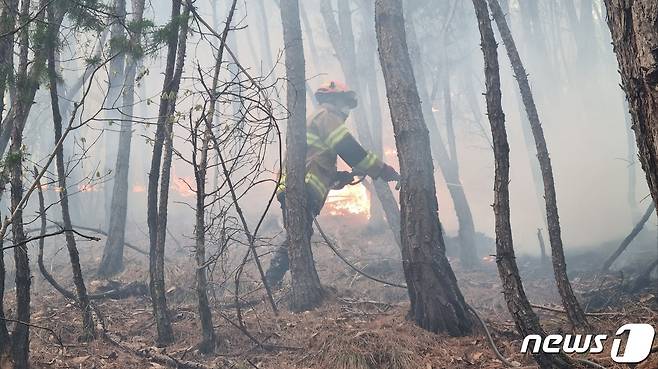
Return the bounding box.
[278,103,384,213]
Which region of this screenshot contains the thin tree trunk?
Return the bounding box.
[280,0,323,312]
[0,229,7,354]
[147,0,189,345]
[191,0,240,350]
[0,0,17,121]
[194,127,216,352]
[47,6,96,339]
[442,65,457,162]
[471,1,572,367]
[103,0,127,222]
[0,5,64,157]
[604,0,658,236]
[99,0,146,277]
[356,0,387,229]
[537,228,548,266]
[8,1,36,366]
[254,0,274,74]
[601,202,655,271]
[405,17,479,268]
[488,0,590,329]
[375,0,472,336]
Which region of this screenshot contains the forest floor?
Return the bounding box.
[10,213,658,369]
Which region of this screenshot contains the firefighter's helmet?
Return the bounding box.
[315,80,358,109]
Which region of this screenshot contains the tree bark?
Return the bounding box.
[147,0,189,345]
[0,4,64,157]
[375,0,472,336]
[604,0,658,237]
[488,0,590,329]
[0,0,17,121]
[194,127,216,352]
[99,0,146,277]
[624,100,640,220]
[280,0,324,312]
[471,0,571,367]
[8,1,37,366]
[47,5,96,339]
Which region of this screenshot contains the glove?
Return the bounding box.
[332,171,355,189]
[378,164,400,182]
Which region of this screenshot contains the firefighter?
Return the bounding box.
[265,81,400,287]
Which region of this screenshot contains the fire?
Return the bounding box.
[324,183,370,218]
[132,184,146,193]
[79,183,99,192]
[171,176,195,197]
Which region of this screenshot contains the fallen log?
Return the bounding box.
[601,203,655,272]
[103,332,220,369]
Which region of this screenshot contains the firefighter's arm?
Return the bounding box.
[325,123,385,178]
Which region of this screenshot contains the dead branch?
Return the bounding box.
[601,202,655,272]
[0,317,63,348]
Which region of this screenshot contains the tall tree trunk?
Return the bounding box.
[488,0,590,329]
[147,0,189,345]
[0,2,15,354]
[10,105,30,369]
[47,5,96,339]
[356,0,387,230]
[8,1,37,366]
[254,0,274,74]
[0,228,7,356]
[0,0,17,121]
[0,3,64,157]
[404,16,479,268]
[604,0,658,231]
[471,0,572,367]
[103,0,127,223]
[191,0,240,350]
[375,0,472,336]
[280,0,324,312]
[194,127,216,352]
[99,0,146,277]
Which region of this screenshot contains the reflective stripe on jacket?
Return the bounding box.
[278,103,384,208]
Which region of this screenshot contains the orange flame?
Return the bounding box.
[324,183,370,218]
[171,176,195,197]
[132,184,146,193]
[79,183,99,192]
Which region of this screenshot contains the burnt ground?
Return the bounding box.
[4,213,658,369]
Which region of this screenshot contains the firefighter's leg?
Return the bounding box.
[265,193,289,288]
[264,191,323,288]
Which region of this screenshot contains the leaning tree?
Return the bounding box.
[471,0,574,367]
[487,0,589,329]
